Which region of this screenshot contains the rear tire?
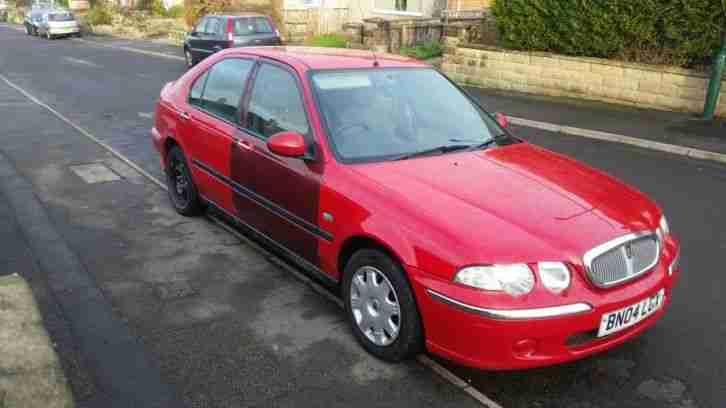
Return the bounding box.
[342,249,423,362]
[165,146,203,216]
[184,48,195,68]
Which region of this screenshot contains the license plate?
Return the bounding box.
[598,289,665,337]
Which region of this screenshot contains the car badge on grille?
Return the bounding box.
[622,243,635,275]
[624,243,633,259]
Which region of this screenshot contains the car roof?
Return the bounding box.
[210,12,269,18]
[226,46,430,70]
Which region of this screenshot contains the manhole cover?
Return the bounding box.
[70,163,121,184]
[154,281,197,300]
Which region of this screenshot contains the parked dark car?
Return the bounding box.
[183,13,281,67]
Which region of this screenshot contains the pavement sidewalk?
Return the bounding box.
[466,87,726,156]
[0,274,74,408]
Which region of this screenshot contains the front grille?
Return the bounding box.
[584,232,660,288]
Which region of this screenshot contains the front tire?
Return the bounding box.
[343,249,423,362]
[165,146,203,216]
[45,30,53,40]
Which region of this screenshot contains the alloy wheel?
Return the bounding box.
[349,266,401,346]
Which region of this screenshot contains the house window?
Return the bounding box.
[374,0,422,14]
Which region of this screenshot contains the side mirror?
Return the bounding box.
[267,131,307,158]
[495,112,509,129]
[189,30,198,37]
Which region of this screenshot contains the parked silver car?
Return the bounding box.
[37,9,80,39]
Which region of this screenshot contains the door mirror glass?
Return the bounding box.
[495,112,509,129]
[267,131,307,158]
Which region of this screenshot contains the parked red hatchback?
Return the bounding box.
[151,47,680,370]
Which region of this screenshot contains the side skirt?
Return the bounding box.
[201,195,339,288]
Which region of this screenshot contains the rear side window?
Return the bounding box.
[246,64,309,139]
[192,59,254,123]
[206,17,221,35]
[188,71,209,107]
[232,17,273,35]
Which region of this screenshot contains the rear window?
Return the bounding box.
[232,17,273,36]
[48,12,74,22]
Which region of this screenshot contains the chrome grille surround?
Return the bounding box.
[583,231,660,288]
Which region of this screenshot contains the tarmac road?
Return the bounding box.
[1,24,724,408]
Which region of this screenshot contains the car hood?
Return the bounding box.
[348,143,661,264]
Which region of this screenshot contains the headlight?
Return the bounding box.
[454,264,534,296]
[657,215,670,238]
[537,262,571,293]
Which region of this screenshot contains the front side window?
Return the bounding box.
[190,59,254,123]
[194,17,207,34]
[311,68,505,162]
[232,17,273,36]
[246,64,309,139]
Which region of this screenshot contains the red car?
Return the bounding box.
[151,47,680,370]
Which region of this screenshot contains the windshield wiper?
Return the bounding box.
[457,133,510,151]
[393,144,472,161]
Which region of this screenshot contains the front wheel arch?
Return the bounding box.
[337,235,427,333]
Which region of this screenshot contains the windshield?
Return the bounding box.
[232,17,273,35]
[311,68,504,162]
[48,12,74,22]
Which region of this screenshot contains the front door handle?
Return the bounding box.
[179,111,190,121]
[237,139,253,151]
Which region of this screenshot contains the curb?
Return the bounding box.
[509,117,726,165]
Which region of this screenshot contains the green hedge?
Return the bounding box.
[491,0,726,68]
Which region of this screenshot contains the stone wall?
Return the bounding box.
[282,7,350,43]
[345,18,444,53]
[442,44,726,117]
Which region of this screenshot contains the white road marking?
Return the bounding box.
[63,56,102,68]
[72,38,185,62]
[138,112,153,119]
[0,68,499,408]
[0,72,167,191]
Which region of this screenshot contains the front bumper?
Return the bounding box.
[409,241,680,370]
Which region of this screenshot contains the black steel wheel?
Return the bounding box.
[166,146,203,216]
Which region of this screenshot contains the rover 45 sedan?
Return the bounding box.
[151,47,680,369]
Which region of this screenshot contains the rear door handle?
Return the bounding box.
[237,139,253,150]
[179,111,190,120]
